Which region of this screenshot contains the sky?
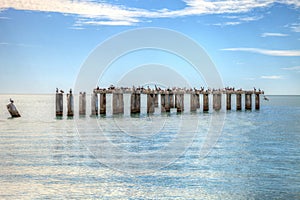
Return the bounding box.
[0,0,300,95]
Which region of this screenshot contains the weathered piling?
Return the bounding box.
[190,93,197,112]
[67,92,74,117]
[7,100,21,118]
[131,92,141,114]
[154,94,159,107]
[203,93,209,112]
[100,93,106,115]
[169,92,175,108]
[236,93,242,110]
[255,93,260,110]
[245,92,252,110]
[91,92,98,115]
[79,92,86,115]
[161,93,166,112]
[226,93,231,110]
[165,92,170,112]
[196,94,200,109]
[175,93,184,113]
[56,93,63,116]
[147,93,155,113]
[113,92,124,114]
[213,93,221,111]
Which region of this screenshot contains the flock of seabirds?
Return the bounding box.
[6,85,269,118]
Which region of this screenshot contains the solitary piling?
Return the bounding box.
[67,92,74,117]
[245,92,252,110]
[56,93,63,116]
[255,93,260,110]
[175,93,184,113]
[236,93,242,110]
[91,92,98,116]
[79,92,86,115]
[147,93,155,113]
[203,93,209,112]
[213,93,221,111]
[226,93,231,110]
[100,93,106,115]
[131,92,140,114]
[113,92,124,114]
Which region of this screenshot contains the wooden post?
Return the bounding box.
[236,93,242,110]
[226,93,231,110]
[203,93,209,112]
[147,93,155,113]
[196,94,200,109]
[154,94,159,107]
[161,93,166,112]
[169,92,174,108]
[113,92,124,114]
[79,92,86,115]
[67,93,74,117]
[56,93,63,116]
[213,93,221,111]
[255,93,260,110]
[245,92,252,110]
[176,94,184,113]
[131,92,140,114]
[165,92,170,112]
[190,93,197,112]
[100,93,106,115]
[91,92,98,115]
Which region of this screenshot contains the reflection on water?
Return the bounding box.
[0,95,299,199]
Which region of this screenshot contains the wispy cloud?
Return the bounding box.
[1,0,300,26]
[0,42,39,47]
[260,75,283,79]
[281,66,300,70]
[261,32,289,37]
[221,48,300,56]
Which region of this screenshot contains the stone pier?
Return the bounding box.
[245,92,252,110]
[236,93,242,111]
[100,93,106,115]
[56,93,63,116]
[79,92,86,115]
[91,92,98,116]
[131,92,141,114]
[213,93,221,111]
[67,93,74,117]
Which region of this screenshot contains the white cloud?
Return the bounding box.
[290,23,300,32]
[261,32,289,37]
[221,48,300,56]
[0,0,299,26]
[260,75,283,79]
[281,66,300,70]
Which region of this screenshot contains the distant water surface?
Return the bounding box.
[0,95,299,199]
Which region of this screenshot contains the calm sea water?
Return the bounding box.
[0,94,299,199]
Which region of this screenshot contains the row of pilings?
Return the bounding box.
[56,88,264,117]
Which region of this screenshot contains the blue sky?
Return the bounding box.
[0,0,299,94]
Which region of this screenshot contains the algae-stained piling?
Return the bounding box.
[79,92,86,115]
[56,93,63,116]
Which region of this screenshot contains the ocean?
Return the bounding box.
[0,94,299,199]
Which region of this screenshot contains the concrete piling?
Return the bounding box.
[226,93,231,110]
[67,92,74,117]
[161,93,166,112]
[203,93,209,112]
[154,94,159,107]
[196,94,200,109]
[91,92,98,116]
[190,93,197,112]
[213,93,221,111]
[236,93,242,111]
[131,92,141,114]
[79,92,86,115]
[100,93,106,115]
[245,92,252,110]
[255,93,260,110]
[56,93,63,116]
[169,92,175,108]
[147,93,155,113]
